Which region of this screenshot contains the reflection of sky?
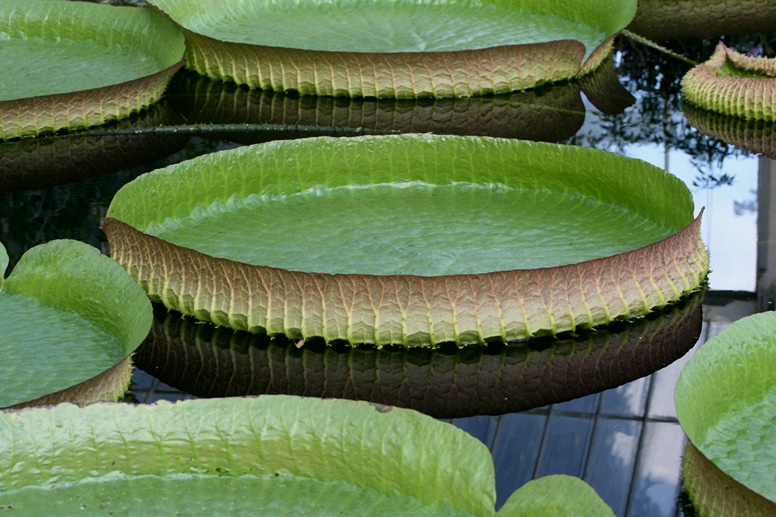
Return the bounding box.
[626,146,757,292]
[577,98,758,292]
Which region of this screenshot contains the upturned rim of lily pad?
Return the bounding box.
[103,134,708,347]
[147,0,637,98]
[675,311,776,505]
[682,441,776,516]
[0,0,185,140]
[0,239,152,408]
[682,41,776,121]
[0,395,615,515]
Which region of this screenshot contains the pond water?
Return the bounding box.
[1,34,771,516]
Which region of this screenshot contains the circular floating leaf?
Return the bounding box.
[0,396,613,515]
[148,0,637,98]
[675,311,776,506]
[104,134,708,347]
[0,0,185,140]
[683,102,776,160]
[682,42,776,121]
[0,240,152,408]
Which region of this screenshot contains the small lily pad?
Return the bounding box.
[0,239,152,408]
[682,42,776,121]
[104,134,708,346]
[149,0,636,98]
[0,0,185,139]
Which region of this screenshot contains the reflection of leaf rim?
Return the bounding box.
[0,395,614,515]
[675,311,776,504]
[135,289,703,417]
[149,0,636,98]
[0,240,152,408]
[682,42,776,121]
[0,0,185,140]
[104,134,708,347]
[682,101,776,159]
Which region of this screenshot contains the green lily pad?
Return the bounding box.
[104,134,708,346]
[675,311,776,506]
[0,239,152,408]
[499,475,615,517]
[135,290,702,417]
[149,0,636,97]
[0,395,614,515]
[682,42,776,121]
[0,0,185,140]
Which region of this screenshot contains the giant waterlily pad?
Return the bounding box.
[0,395,614,515]
[0,0,185,140]
[148,0,636,98]
[136,290,702,417]
[675,311,776,513]
[0,239,152,408]
[103,134,708,347]
[682,42,776,121]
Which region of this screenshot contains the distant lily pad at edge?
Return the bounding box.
[0,395,614,515]
[675,311,776,507]
[0,240,152,408]
[682,41,776,121]
[148,0,637,98]
[103,134,708,347]
[0,0,185,140]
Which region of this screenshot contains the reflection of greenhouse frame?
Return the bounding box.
[149,0,636,98]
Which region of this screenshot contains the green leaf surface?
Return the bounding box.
[0,396,612,515]
[675,311,776,503]
[0,0,183,101]
[0,396,493,516]
[0,240,152,408]
[108,134,692,276]
[104,134,707,345]
[497,475,615,517]
[150,0,635,58]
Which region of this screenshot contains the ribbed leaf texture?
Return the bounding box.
[629,0,776,39]
[682,442,776,517]
[135,291,702,417]
[0,0,184,139]
[676,312,776,506]
[682,42,776,121]
[105,135,708,347]
[149,0,636,97]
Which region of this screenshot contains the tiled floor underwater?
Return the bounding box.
[132,310,736,517]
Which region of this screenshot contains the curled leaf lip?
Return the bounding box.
[103,134,709,347]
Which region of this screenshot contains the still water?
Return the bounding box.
[1,34,769,516]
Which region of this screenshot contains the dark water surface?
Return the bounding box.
[3,34,773,516]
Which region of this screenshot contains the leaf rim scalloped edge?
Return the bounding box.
[0,0,185,139]
[148,0,636,97]
[103,134,708,347]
